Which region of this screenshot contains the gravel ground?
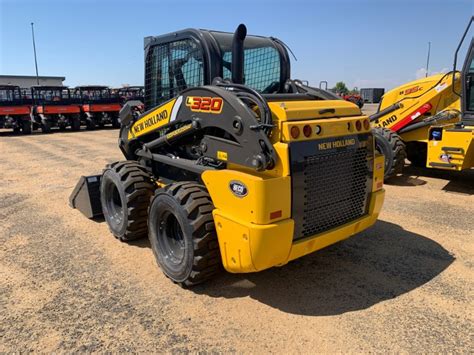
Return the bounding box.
[0,127,472,352]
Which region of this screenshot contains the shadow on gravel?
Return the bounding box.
[197,220,454,316]
[386,165,474,195]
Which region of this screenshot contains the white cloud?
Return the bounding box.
[416,68,427,79]
[415,67,449,79]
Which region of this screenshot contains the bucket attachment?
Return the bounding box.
[69,175,103,219]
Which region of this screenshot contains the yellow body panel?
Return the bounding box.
[202,146,385,273]
[213,211,294,272]
[268,99,361,122]
[373,153,385,190]
[427,125,474,170]
[211,190,384,273]
[202,169,291,225]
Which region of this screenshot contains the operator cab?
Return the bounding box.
[75,85,118,104]
[0,85,24,106]
[144,28,340,110]
[31,86,72,105]
[117,86,145,103]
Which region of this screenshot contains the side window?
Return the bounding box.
[222,46,281,93]
[145,39,204,109]
[145,43,169,109]
[467,53,474,111]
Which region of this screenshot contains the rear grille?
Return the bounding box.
[290,134,372,240]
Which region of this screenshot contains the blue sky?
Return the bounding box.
[1,0,473,90]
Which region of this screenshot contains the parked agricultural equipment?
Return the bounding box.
[31,86,81,133]
[318,81,363,108]
[75,86,121,129]
[0,85,32,134]
[71,24,385,287]
[342,91,364,109]
[371,16,474,178]
[117,86,145,104]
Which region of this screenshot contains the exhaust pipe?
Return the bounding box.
[232,24,247,84]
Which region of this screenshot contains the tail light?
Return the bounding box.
[290,126,300,139]
[363,119,370,130]
[303,125,312,137]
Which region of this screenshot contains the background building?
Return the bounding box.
[0,75,65,87]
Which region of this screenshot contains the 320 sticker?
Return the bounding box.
[186,96,223,114]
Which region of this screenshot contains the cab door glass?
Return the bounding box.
[467,54,474,111]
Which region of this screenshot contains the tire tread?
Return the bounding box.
[103,161,155,241]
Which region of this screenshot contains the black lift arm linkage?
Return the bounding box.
[126,86,277,172]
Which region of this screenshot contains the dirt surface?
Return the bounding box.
[0,127,473,352]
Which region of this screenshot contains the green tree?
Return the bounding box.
[349,87,360,95]
[332,81,349,95]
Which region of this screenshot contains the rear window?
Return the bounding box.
[0,88,20,102]
[211,32,282,93]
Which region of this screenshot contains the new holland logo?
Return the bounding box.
[229,180,248,198]
[318,138,356,151]
[133,109,168,135]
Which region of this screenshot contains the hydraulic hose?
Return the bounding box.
[369,103,402,122]
[398,109,461,134]
[214,80,273,136]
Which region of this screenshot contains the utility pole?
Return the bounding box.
[31,22,39,85]
[425,41,431,77]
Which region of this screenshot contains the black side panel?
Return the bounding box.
[290,134,373,241]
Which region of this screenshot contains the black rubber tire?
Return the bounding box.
[71,115,81,131]
[42,120,52,134]
[21,119,32,134]
[100,161,156,241]
[111,116,120,128]
[86,119,96,130]
[373,127,407,179]
[406,141,427,167]
[148,182,221,287]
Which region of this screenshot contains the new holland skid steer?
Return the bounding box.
[371,16,474,178]
[70,25,385,286]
